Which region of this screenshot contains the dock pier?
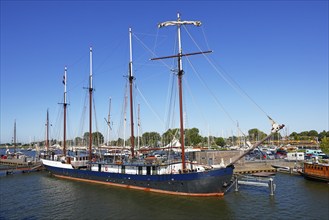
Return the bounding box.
[234,160,302,174]
[233,173,276,196]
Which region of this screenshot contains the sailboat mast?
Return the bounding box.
[137,103,140,150]
[108,97,111,146]
[14,120,16,153]
[124,95,127,148]
[176,13,186,171]
[152,13,210,172]
[89,47,93,163]
[63,66,67,157]
[46,109,49,152]
[128,28,135,158]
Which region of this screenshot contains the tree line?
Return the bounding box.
[2,128,328,150]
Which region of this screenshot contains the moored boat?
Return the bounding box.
[41,13,284,196]
[299,159,329,182]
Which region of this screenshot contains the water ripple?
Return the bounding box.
[0,172,328,220]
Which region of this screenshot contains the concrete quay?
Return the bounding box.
[234,160,303,174]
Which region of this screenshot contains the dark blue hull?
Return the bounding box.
[43,164,234,196]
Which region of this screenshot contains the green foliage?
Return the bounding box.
[83,132,104,146]
[29,128,328,149]
[214,137,226,147]
[289,130,328,141]
[320,137,329,154]
[290,132,299,140]
[308,130,319,137]
[272,132,282,140]
[185,128,202,146]
[319,130,329,141]
[162,128,179,146]
[142,132,161,147]
[248,128,267,141]
[75,137,83,146]
[299,131,309,137]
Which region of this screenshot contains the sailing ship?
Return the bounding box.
[41,14,284,196]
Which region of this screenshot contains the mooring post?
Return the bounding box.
[235,175,239,192]
[269,178,274,196]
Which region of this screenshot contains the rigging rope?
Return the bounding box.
[133,33,173,71]
[135,85,165,128]
[117,80,128,146]
[78,89,88,142]
[93,96,99,146]
[183,25,271,120]
[183,76,209,133]
[134,32,181,139]
[185,55,244,134]
[201,26,211,52]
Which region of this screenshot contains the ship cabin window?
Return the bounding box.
[122,165,125,174]
[138,166,143,175]
[146,166,151,175]
[152,166,158,175]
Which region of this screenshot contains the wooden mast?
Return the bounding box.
[137,103,140,150]
[123,95,127,148]
[46,109,49,152]
[63,66,67,157]
[176,16,185,171]
[107,97,111,146]
[128,28,135,158]
[89,47,93,163]
[13,120,16,153]
[151,13,211,172]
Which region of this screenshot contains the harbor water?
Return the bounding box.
[0,167,328,220]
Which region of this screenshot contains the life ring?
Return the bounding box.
[105,166,108,171]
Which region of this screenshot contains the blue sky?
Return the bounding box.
[1,1,328,144]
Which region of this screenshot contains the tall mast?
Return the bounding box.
[46,109,49,152]
[128,27,135,157]
[237,121,240,147]
[176,13,185,168]
[137,103,140,150]
[124,94,127,148]
[89,47,93,163]
[63,66,67,157]
[107,97,111,146]
[13,120,16,153]
[152,13,211,172]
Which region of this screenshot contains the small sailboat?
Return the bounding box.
[41,14,284,196]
